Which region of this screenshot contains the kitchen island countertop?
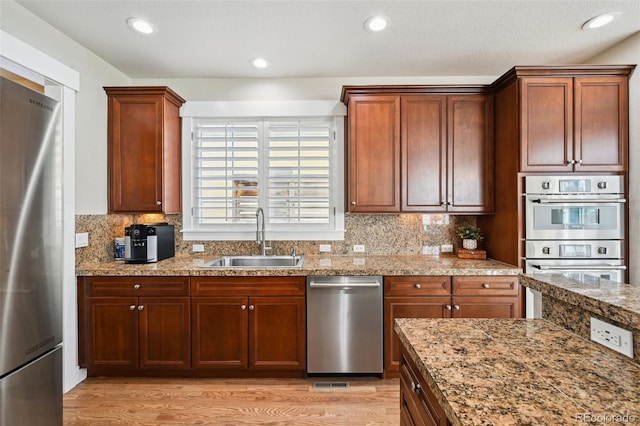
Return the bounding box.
[76,254,521,277]
[395,317,640,426]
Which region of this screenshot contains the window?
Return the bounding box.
[181,101,345,241]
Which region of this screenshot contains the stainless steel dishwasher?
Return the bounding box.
[306,276,383,375]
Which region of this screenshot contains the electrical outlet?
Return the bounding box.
[192,244,205,253]
[75,232,89,248]
[590,317,633,358]
[353,244,365,253]
[319,244,332,253]
[441,244,454,253]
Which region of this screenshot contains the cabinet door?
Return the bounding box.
[87,297,138,372]
[249,296,306,370]
[108,94,164,212]
[452,296,519,318]
[348,95,401,212]
[574,77,628,172]
[191,297,248,369]
[520,78,574,172]
[401,96,446,211]
[138,297,191,370]
[447,95,494,213]
[385,297,449,374]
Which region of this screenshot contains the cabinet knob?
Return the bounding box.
[482,283,490,288]
[241,304,247,310]
[411,381,421,393]
[156,201,162,205]
[134,284,141,289]
[446,305,452,310]
[454,305,460,310]
[568,159,576,165]
[249,305,255,310]
[415,284,421,289]
[138,305,144,310]
[351,201,356,206]
[130,305,136,311]
[447,202,453,206]
[578,159,583,165]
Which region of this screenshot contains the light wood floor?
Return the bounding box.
[64,377,400,425]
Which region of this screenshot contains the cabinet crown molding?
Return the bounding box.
[104,86,186,107]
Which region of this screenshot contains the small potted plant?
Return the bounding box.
[456,225,484,250]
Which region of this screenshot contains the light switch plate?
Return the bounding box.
[192,244,205,252]
[353,245,365,253]
[319,244,332,252]
[75,232,89,248]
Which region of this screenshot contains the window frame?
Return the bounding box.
[181,101,346,241]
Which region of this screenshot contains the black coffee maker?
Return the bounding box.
[124,223,175,263]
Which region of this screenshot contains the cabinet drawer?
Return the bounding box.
[400,350,449,426]
[85,276,190,296]
[452,276,518,296]
[191,276,305,296]
[385,276,451,296]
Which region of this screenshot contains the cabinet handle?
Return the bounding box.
[454,305,460,310]
[351,201,356,206]
[130,305,136,310]
[482,283,490,288]
[446,305,452,310]
[138,305,144,310]
[415,284,421,289]
[156,201,162,205]
[241,304,247,310]
[249,305,255,310]
[133,284,141,289]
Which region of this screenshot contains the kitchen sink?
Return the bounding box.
[200,255,305,268]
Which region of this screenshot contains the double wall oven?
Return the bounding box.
[524,176,626,316]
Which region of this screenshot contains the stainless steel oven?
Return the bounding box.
[524,175,627,318]
[525,176,625,241]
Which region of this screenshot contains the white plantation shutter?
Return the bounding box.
[193,119,260,225]
[266,119,332,225]
[188,116,341,238]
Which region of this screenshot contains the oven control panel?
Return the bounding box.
[525,175,623,195]
[526,240,623,259]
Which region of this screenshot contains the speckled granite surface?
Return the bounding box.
[76,254,521,277]
[520,274,640,332]
[521,273,640,365]
[395,318,640,426]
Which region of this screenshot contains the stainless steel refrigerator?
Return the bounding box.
[0,76,63,425]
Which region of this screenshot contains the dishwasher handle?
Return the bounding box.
[308,277,381,288]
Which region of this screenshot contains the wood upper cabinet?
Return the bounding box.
[347,95,401,212]
[191,277,306,373]
[105,86,186,213]
[343,87,493,214]
[520,75,629,173]
[80,276,191,375]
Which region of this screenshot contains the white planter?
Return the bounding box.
[462,239,478,250]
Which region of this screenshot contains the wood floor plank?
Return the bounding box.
[64,377,400,425]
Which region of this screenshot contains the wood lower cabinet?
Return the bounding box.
[385,275,520,377]
[191,276,306,376]
[79,276,191,375]
[400,347,450,426]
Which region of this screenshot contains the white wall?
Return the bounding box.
[586,32,640,282]
[0,0,131,214]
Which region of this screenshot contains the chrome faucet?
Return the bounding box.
[255,207,271,256]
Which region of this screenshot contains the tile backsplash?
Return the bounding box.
[75,213,476,265]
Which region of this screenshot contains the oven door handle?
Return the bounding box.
[529,198,626,204]
[530,264,627,271]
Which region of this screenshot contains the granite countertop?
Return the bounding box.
[520,273,640,331]
[395,318,640,426]
[76,254,521,277]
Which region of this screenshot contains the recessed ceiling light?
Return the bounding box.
[251,58,268,69]
[364,15,391,32]
[127,17,156,35]
[582,12,621,30]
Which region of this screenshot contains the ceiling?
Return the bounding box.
[15,0,640,79]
